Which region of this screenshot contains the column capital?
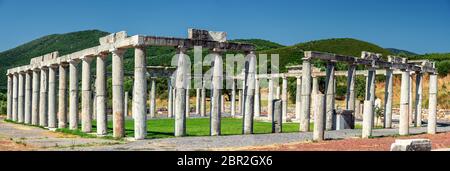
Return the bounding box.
[109,48,126,56]
[68,58,81,65]
[96,52,109,60]
[81,55,95,63]
[48,63,59,69]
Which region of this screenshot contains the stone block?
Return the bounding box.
[188,28,227,42]
[335,109,355,130]
[100,31,128,45]
[390,139,432,151]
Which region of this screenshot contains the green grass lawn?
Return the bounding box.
[61,118,313,139]
[57,118,375,139]
[117,118,310,139]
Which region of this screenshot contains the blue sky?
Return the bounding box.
[0,0,449,54]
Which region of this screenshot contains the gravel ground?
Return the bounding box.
[2,116,450,151]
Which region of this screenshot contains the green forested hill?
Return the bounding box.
[386,48,418,57]
[260,38,393,72]
[0,30,110,87]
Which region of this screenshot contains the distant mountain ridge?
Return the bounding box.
[386,48,418,56]
[0,30,446,89]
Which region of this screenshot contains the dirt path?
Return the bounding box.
[237,132,450,151]
[0,118,122,151]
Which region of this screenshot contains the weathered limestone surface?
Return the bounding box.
[111,49,126,138]
[47,66,57,128]
[96,55,107,135]
[31,70,40,125]
[7,75,13,120]
[69,60,79,130]
[168,78,174,118]
[313,94,326,141]
[81,56,93,132]
[390,139,432,151]
[195,88,200,116]
[428,74,438,134]
[362,101,373,138]
[272,99,282,133]
[399,66,410,136]
[12,74,18,121]
[149,78,156,118]
[58,64,68,128]
[267,78,274,121]
[384,68,393,128]
[175,48,187,137]
[300,59,312,132]
[254,78,261,118]
[325,62,335,130]
[346,65,356,112]
[415,73,423,127]
[231,79,236,117]
[39,68,48,127]
[243,53,256,134]
[281,77,288,123]
[24,71,32,124]
[295,77,302,120]
[210,52,223,136]
[201,83,206,117]
[18,72,24,123]
[133,47,148,140]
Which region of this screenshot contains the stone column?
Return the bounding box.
[268,78,274,121]
[384,68,393,128]
[254,78,261,118]
[276,86,281,99]
[312,76,318,119]
[295,76,302,120]
[7,74,13,120]
[300,58,312,132]
[238,89,243,115]
[149,78,156,118]
[409,74,414,126]
[39,67,48,127]
[25,71,33,124]
[111,49,126,138]
[167,78,174,118]
[174,47,187,137]
[18,72,25,123]
[24,70,33,124]
[196,88,200,116]
[81,56,94,132]
[31,70,40,125]
[428,73,438,134]
[366,67,376,128]
[186,85,190,117]
[210,50,223,136]
[201,81,206,117]
[325,61,335,130]
[362,100,374,138]
[221,94,225,113]
[96,54,107,135]
[48,65,58,128]
[69,60,80,130]
[415,72,423,127]
[313,94,326,141]
[281,76,288,123]
[124,92,129,117]
[12,73,18,122]
[272,99,282,133]
[231,79,236,117]
[243,52,256,134]
[346,64,356,112]
[133,47,148,140]
[58,63,68,128]
[399,62,410,136]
